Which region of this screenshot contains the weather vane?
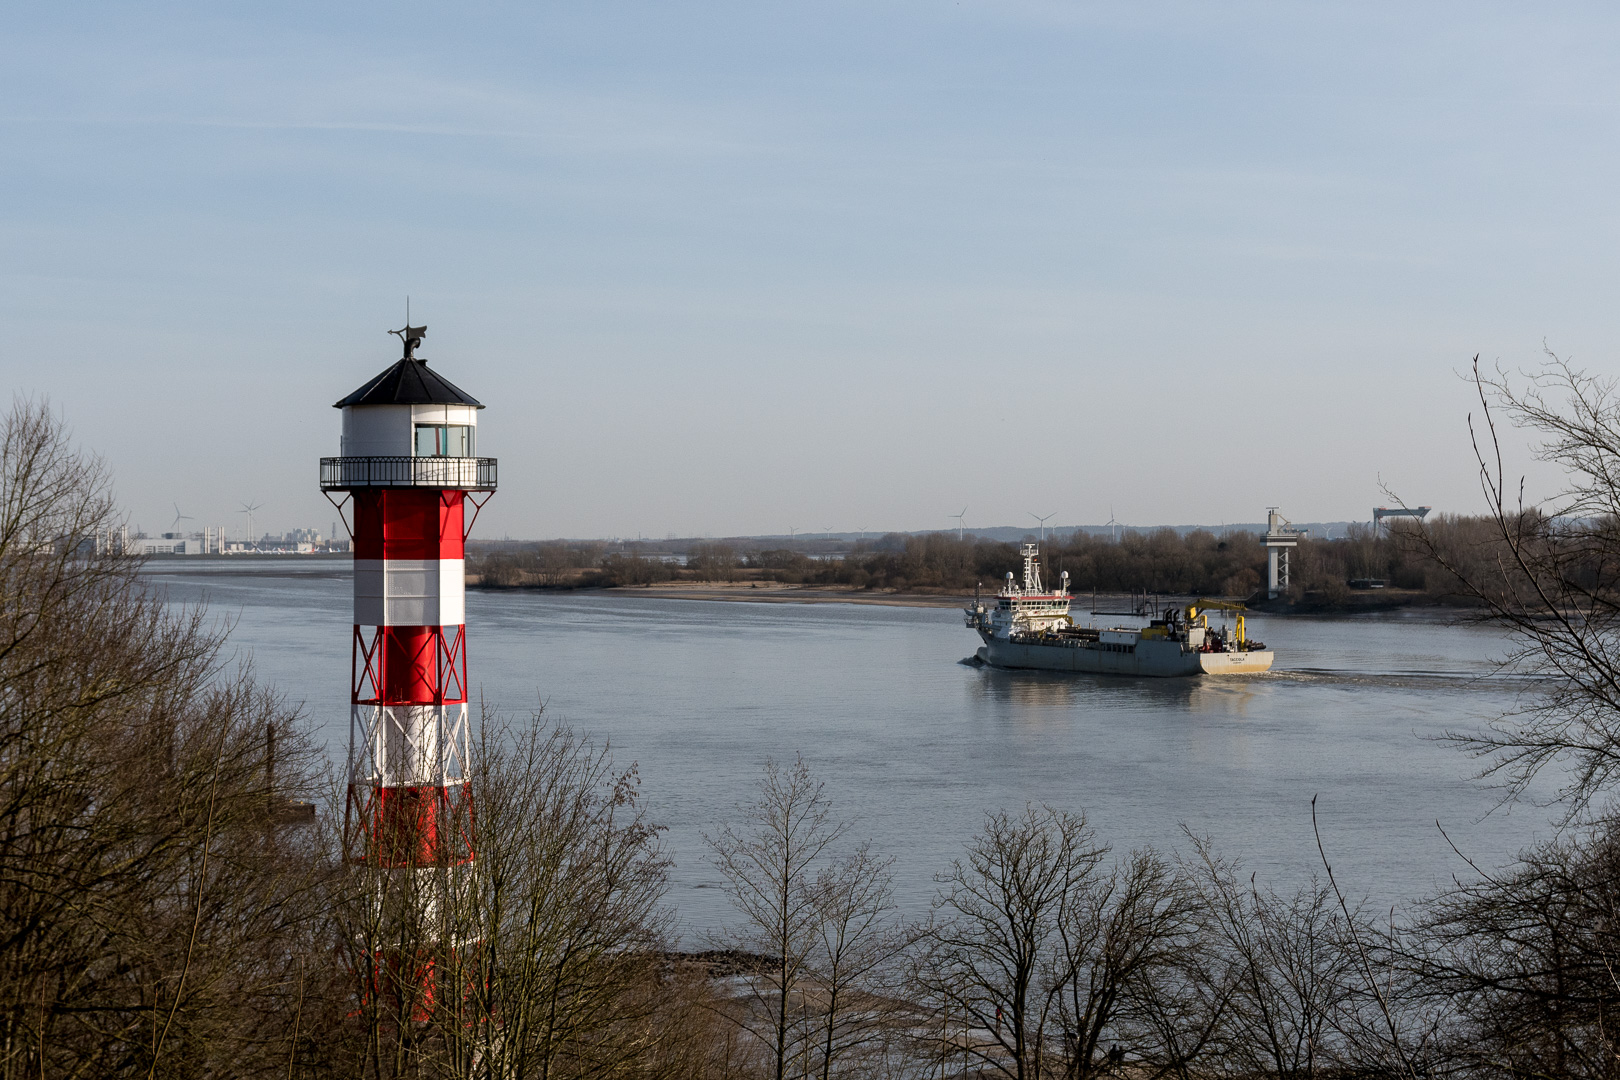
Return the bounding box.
[388,324,427,361]
[388,295,426,361]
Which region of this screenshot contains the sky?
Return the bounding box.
[3,1,1616,540]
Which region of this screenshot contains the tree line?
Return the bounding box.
[473,523,1509,603]
[12,353,1620,1077]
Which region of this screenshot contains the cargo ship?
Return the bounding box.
[964,545,1274,677]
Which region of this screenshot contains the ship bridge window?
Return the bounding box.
[414,424,474,457]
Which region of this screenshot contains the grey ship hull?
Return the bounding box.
[977,635,1274,677]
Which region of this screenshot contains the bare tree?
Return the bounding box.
[0,398,331,1079]
[1117,932,1233,1080]
[325,815,449,1079]
[1396,816,1620,1079]
[911,805,1107,1080]
[1405,355,1620,817]
[1185,837,1357,1080]
[805,842,901,1080]
[1053,847,1202,1080]
[704,756,851,1080]
[1360,355,1620,1079]
[457,710,672,1080]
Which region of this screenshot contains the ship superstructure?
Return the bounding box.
[979,544,1074,637]
[965,544,1274,677]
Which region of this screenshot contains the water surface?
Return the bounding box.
[148,560,1550,932]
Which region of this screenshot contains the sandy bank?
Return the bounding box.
[589,582,969,608]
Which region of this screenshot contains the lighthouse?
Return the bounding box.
[320,325,496,939]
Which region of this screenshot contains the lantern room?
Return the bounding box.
[320,325,496,492]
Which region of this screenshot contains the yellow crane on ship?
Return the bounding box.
[1183,599,1250,648]
[1138,598,1252,648]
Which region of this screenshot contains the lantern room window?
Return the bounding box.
[414,424,474,457]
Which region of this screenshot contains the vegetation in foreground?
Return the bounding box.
[9,355,1620,1076]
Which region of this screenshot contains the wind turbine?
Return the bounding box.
[1106,505,1120,542]
[857,525,869,540]
[788,525,798,542]
[950,507,968,541]
[824,525,834,541]
[1029,511,1055,543]
[170,502,193,534]
[240,501,262,545]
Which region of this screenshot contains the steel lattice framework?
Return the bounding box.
[330,487,484,871]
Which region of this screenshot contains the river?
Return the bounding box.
[147,560,1554,933]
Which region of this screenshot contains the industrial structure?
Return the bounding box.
[1374,505,1431,533]
[319,324,496,1001]
[1263,507,1305,599]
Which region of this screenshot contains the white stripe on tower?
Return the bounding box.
[352,559,466,627]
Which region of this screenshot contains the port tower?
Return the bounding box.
[1263,507,1304,599]
[320,325,496,1002]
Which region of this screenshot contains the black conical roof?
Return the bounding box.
[334,358,483,409]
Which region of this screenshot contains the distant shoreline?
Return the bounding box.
[143,561,1462,616]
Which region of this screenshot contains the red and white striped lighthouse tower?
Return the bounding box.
[321,325,496,957]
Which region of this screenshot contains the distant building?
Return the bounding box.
[120,524,228,555]
[112,523,344,556]
[125,535,206,555]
